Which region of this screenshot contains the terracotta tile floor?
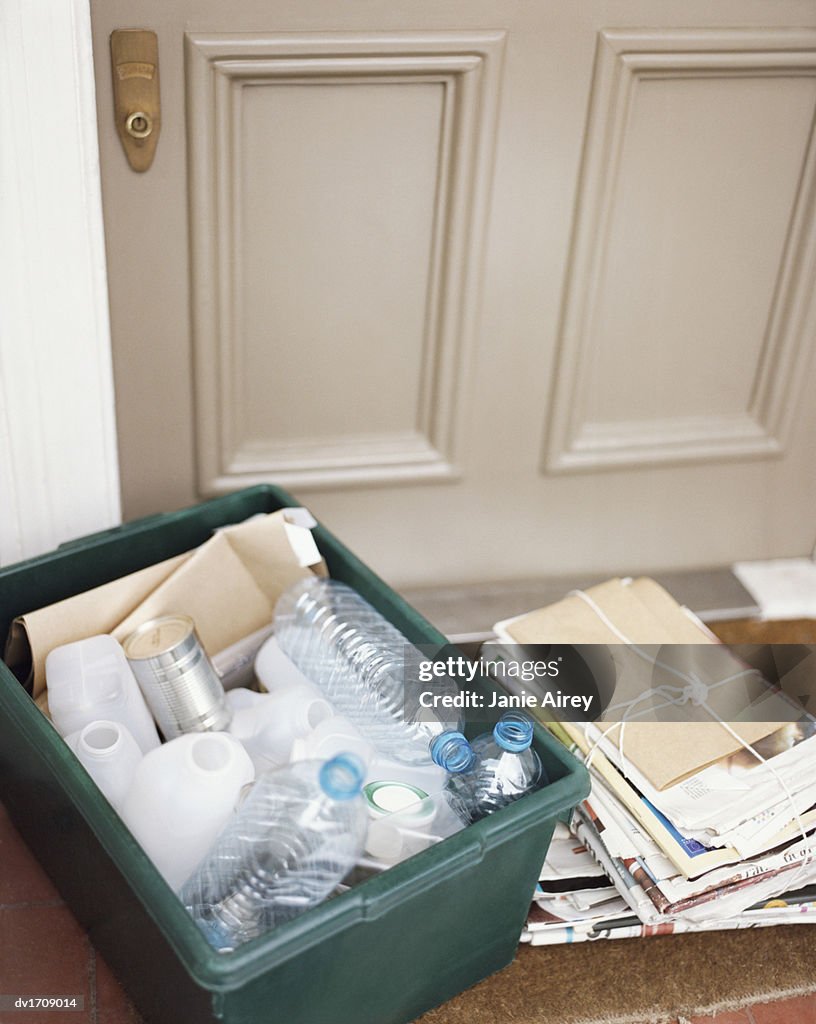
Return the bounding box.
[0,801,139,1024]
[2,798,815,1024]
[685,997,816,1023]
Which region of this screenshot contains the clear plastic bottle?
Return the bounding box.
[430,730,479,824]
[431,713,545,823]
[430,731,477,774]
[180,754,367,951]
[274,578,462,765]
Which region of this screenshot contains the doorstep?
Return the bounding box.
[402,567,759,645]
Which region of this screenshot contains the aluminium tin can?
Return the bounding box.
[123,614,231,738]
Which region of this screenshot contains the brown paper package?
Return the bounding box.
[500,577,780,791]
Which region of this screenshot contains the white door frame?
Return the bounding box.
[0,0,120,566]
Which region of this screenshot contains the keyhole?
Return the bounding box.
[126,111,152,139]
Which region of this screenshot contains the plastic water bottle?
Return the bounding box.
[429,730,479,824]
[180,754,367,951]
[431,712,544,823]
[274,578,462,765]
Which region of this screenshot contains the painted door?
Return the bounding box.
[90,1,816,586]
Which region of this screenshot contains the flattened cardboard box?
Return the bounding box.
[4,510,325,699]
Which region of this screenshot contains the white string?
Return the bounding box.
[569,589,758,699]
[567,588,815,924]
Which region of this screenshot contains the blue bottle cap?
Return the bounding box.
[189,910,236,952]
[319,753,366,800]
[430,731,476,773]
[493,712,534,753]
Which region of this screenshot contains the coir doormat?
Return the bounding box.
[419,906,815,1023]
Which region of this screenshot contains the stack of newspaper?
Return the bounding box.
[522,819,816,945]
[490,578,816,945]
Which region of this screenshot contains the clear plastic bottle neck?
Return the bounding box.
[492,712,534,753]
[319,753,365,800]
[430,731,476,773]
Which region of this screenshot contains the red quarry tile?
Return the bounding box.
[95,951,143,1024]
[0,904,92,1024]
[750,993,816,1024]
[689,1010,752,1023]
[0,802,61,906]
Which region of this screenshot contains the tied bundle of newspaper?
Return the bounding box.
[490,578,816,945]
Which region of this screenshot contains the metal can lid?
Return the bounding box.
[122,614,196,660]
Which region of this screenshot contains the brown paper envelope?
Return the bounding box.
[628,578,718,643]
[6,553,189,697]
[504,578,694,645]
[498,577,778,789]
[502,580,621,644]
[603,719,783,790]
[602,582,779,787]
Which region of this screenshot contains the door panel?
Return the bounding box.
[185,31,504,493]
[545,30,816,473]
[91,1,816,586]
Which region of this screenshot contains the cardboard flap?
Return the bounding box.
[5,553,189,696]
[5,510,323,698]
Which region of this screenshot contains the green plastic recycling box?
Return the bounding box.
[0,485,589,1024]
